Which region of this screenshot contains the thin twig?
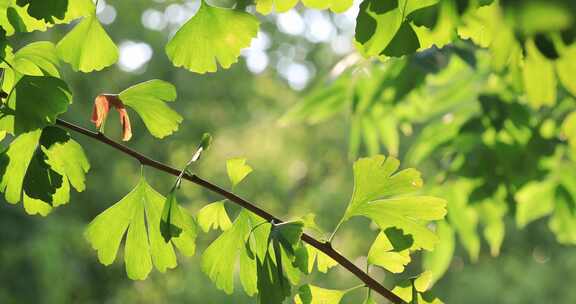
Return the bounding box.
[54,118,406,304]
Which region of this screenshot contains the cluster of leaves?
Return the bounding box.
[281,0,576,287]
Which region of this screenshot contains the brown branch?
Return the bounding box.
[55,118,406,304]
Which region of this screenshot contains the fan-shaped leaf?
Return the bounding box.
[118,80,182,139]
[85,175,197,280]
[165,1,259,73]
[56,11,118,72]
[197,200,232,232]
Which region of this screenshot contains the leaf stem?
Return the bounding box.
[55,118,407,304]
[328,218,345,243]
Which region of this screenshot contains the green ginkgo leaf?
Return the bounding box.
[355,0,439,57]
[367,228,412,273]
[0,41,60,93]
[0,76,71,135]
[118,80,182,139]
[201,210,269,295]
[165,0,259,74]
[160,190,183,242]
[197,200,232,232]
[56,11,118,72]
[304,244,338,274]
[85,175,197,280]
[294,284,347,304]
[0,127,89,215]
[392,271,443,304]
[226,157,253,188]
[342,155,446,251]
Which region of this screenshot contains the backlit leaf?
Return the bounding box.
[0,76,71,135]
[422,221,455,283]
[226,157,253,188]
[165,1,259,73]
[85,175,197,280]
[367,228,412,273]
[196,200,232,232]
[56,11,118,72]
[201,209,269,295]
[294,284,347,304]
[118,80,182,139]
[0,127,89,214]
[522,40,557,108]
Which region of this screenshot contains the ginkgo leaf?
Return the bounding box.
[294,285,347,304]
[201,210,269,295]
[0,76,71,135]
[256,250,291,303]
[0,41,60,93]
[56,11,118,72]
[341,155,445,250]
[305,244,338,274]
[85,175,197,280]
[352,197,446,251]
[355,0,439,57]
[118,80,182,139]
[226,157,253,188]
[367,228,412,273]
[165,1,259,74]
[160,190,183,242]
[343,155,423,219]
[0,127,89,214]
[392,271,444,304]
[197,200,232,232]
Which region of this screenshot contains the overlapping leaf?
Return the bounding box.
[0,41,60,93]
[0,127,89,215]
[201,210,269,295]
[165,1,259,74]
[392,271,444,303]
[0,75,71,135]
[85,175,197,280]
[294,284,348,304]
[0,0,92,36]
[367,228,412,273]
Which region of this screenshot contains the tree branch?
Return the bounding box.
[55,118,406,304]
